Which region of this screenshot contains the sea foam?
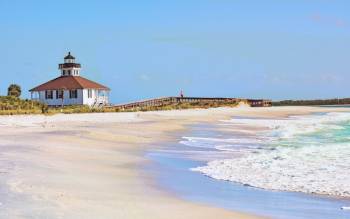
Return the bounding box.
[191,112,350,197]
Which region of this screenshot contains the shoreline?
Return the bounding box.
[145,107,350,219]
[1,106,350,218]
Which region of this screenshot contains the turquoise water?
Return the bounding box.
[146,111,350,219]
[194,112,350,198]
[278,115,350,147]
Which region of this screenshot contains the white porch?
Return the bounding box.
[30,89,110,107]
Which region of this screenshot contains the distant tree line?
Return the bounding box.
[272,98,350,106]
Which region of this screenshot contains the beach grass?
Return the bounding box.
[0,96,46,115]
[0,96,240,115]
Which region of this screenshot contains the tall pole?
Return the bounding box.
[31,92,33,108]
[61,87,66,112]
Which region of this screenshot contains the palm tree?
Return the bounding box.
[7,84,21,98]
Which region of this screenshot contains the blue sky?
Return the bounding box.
[0,0,349,103]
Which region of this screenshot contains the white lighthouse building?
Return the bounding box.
[30,52,110,107]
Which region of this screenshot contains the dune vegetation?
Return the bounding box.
[0,96,241,115]
[0,96,46,115]
[273,98,350,106]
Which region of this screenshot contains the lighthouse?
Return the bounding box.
[59,52,81,76]
[29,52,110,107]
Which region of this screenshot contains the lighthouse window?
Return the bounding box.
[45,90,53,99]
[56,90,64,99]
[69,90,78,99]
[68,70,72,76]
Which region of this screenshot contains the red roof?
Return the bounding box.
[29,76,110,92]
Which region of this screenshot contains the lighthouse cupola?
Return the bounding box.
[59,52,81,76]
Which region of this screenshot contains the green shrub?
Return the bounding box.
[7,84,22,98]
[0,96,46,115]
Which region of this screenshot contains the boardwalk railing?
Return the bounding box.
[108,97,272,110]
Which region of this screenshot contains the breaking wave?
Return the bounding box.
[190,112,350,197]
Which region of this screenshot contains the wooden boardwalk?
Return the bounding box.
[109,97,272,110]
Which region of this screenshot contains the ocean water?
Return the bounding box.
[192,112,350,197]
[147,111,350,219]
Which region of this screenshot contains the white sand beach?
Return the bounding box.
[1,106,350,219]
